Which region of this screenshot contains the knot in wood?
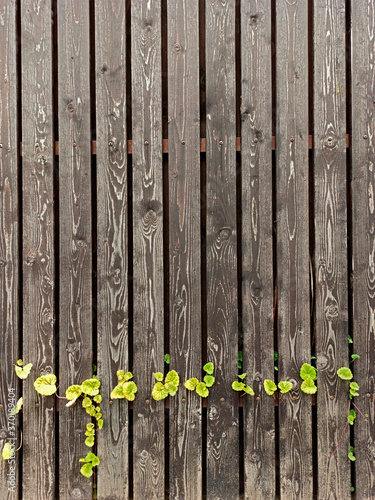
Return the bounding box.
[250,15,258,24]
[174,43,181,52]
[66,103,75,113]
[26,254,36,266]
[71,487,84,499]
[0,259,6,267]
[76,238,87,248]
[173,243,180,254]
[325,303,338,320]
[208,406,219,420]
[250,450,261,462]
[325,136,336,148]
[144,209,157,227]
[219,227,231,240]
[140,449,149,460]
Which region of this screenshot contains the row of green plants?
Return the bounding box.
[1,357,367,482]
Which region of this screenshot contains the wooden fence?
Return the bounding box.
[0,0,374,498]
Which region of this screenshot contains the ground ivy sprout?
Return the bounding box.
[14,359,33,380]
[300,363,317,394]
[110,370,138,401]
[79,452,100,478]
[231,373,254,396]
[263,379,293,399]
[185,363,215,398]
[152,370,180,400]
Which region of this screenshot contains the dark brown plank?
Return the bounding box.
[241,1,275,498]
[95,1,129,498]
[205,1,239,498]
[313,2,350,498]
[21,1,55,498]
[131,1,164,498]
[0,1,20,498]
[57,1,92,497]
[167,1,202,498]
[276,1,313,498]
[352,2,375,498]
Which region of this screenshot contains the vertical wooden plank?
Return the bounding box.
[58,1,92,497]
[352,2,375,498]
[241,1,275,498]
[0,1,19,498]
[167,1,202,499]
[314,2,350,498]
[131,1,164,498]
[276,1,313,498]
[95,1,129,498]
[205,1,239,498]
[21,1,55,499]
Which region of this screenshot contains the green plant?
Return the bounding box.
[14,359,33,380]
[110,371,137,401]
[263,379,293,397]
[348,446,356,462]
[79,452,100,478]
[152,370,180,400]
[185,363,215,398]
[231,373,254,396]
[300,363,317,394]
[164,353,170,364]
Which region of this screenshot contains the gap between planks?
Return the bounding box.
[18,135,350,156]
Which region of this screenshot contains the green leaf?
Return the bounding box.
[243,386,255,396]
[123,381,137,401]
[232,381,245,392]
[80,463,94,478]
[349,389,359,397]
[10,397,23,415]
[82,396,92,408]
[87,406,96,417]
[196,382,209,398]
[85,436,95,447]
[278,381,293,394]
[348,446,356,461]
[110,385,125,399]
[351,485,355,493]
[117,370,125,381]
[350,382,359,391]
[16,359,23,367]
[165,370,179,388]
[264,379,277,396]
[152,382,169,401]
[93,394,102,404]
[81,378,101,396]
[2,443,12,460]
[66,385,82,401]
[34,374,57,396]
[311,356,317,360]
[15,363,33,380]
[98,419,103,430]
[167,386,178,397]
[153,372,164,382]
[301,378,317,394]
[274,351,278,362]
[79,452,100,465]
[274,367,278,371]
[203,363,214,375]
[164,353,170,364]
[184,378,199,391]
[238,373,246,380]
[337,367,353,380]
[348,409,356,425]
[95,413,102,421]
[238,361,242,369]
[300,363,317,381]
[123,372,133,382]
[348,335,353,344]
[204,375,215,388]
[351,354,360,361]
[238,351,243,362]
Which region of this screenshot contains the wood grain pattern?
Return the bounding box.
[21,2,55,498]
[205,1,239,498]
[131,1,164,498]
[351,2,375,498]
[240,2,275,498]
[57,1,92,497]
[276,1,313,498]
[0,1,19,498]
[95,2,128,499]
[167,1,202,498]
[313,2,350,498]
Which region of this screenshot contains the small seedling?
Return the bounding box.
[231,373,254,396]
[300,363,317,394]
[152,370,180,400]
[110,370,138,402]
[164,353,170,364]
[15,359,33,380]
[79,452,100,478]
[348,446,356,461]
[238,351,243,370]
[185,363,215,398]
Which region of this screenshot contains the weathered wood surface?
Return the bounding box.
[0,1,19,499]
[167,1,202,499]
[21,1,55,499]
[241,2,275,498]
[352,2,375,498]
[57,1,92,498]
[314,2,350,498]
[95,1,129,499]
[205,1,239,498]
[131,1,164,498]
[276,1,313,498]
